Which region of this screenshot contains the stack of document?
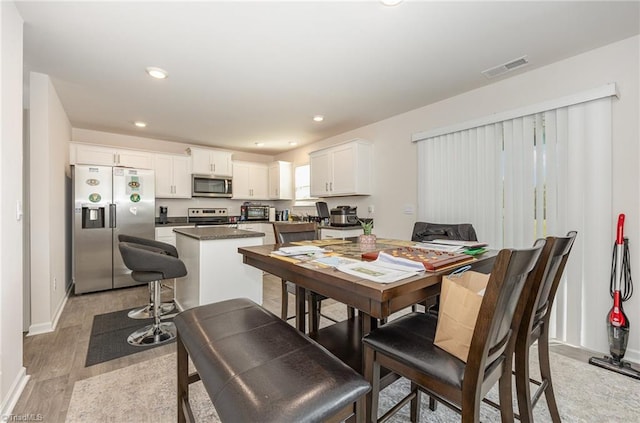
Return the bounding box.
[272,246,328,256]
[337,251,424,284]
[415,240,488,253]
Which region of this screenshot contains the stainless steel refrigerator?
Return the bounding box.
[72,165,155,294]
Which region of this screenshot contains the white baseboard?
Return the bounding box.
[26,321,53,336]
[27,284,71,337]
[0,367,30,418]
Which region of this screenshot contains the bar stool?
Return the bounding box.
[118,234,177,319]
[118,239,187,346]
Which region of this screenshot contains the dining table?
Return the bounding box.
[237,238,497,375]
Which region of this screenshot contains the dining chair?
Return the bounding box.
[362,240,545,423]
[272,222,353,332]
[410,221,479,313]
[514,231,577,423]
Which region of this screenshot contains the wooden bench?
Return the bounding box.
[175,298,370,423]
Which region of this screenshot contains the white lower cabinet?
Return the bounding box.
[319,227,363,240]
[155,225,194,247]
[238,222,275,245]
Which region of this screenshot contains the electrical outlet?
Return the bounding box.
[53,277,57,290]
[368,205,375,214]
[403,204,414,215]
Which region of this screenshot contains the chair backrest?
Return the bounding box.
[519,231,577,344]
[118,241,187,280]
[118,234,179,257]
[464,240,545,390]
[411,222,478,242]
[273,222,318,243]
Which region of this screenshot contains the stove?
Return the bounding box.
[188,208,235,226]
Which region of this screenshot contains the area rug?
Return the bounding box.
[67,348,640,422]
[85,307,175,367]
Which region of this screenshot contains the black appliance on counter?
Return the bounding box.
[159,206,168,224]
[316,202,330,226]
[330,206,359,227]
[240,204,270,221]
[187,208,235,226]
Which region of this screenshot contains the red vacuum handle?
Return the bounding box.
[617,214,625,245]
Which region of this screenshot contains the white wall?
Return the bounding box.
[0,1,28,415]
[276,35,640,361]
[28,72,71,335]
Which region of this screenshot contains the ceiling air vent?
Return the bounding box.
[481,55,529,79]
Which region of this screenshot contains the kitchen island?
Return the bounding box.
[174,227,265,311]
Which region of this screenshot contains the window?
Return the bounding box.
[294,164,316,206]
[414,86,616,347]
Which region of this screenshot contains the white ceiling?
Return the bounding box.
[16,1,640,154]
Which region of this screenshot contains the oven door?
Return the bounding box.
[192,175,232,198]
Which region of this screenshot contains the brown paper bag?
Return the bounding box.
[434,270,490,362]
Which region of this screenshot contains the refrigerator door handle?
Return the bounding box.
[109,203,116,228]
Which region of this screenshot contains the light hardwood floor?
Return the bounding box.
[12,274,599,422]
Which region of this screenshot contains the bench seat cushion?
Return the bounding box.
[175,298,370,423]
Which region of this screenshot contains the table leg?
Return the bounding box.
[360,312,379,423]
[309,294,319,334]
[295,285,306,332]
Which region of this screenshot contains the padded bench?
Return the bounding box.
[175,298,371,423]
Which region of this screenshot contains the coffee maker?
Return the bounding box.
[159,206,168,224]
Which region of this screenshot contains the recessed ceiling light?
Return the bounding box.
[255,142,265,147]
[380,0,403,6]
[133,121,147,128]
[313,115,324,122]
[145,67,168,79]
[289,141,298,146]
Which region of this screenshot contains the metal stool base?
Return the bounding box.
[128,302,175,319]
[127,322,176,346]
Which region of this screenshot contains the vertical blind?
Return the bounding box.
[416,90,614,346]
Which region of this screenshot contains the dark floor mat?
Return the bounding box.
[85,307,174,367]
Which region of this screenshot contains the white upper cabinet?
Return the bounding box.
[188,147,233,177]
[268,161,293,200]
[70,143,154,169]
[154,153,192,198]
[232,161,269,200]
[309,139,372,197]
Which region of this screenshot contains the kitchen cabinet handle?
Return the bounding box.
[329,182,333,191]
[325,182,328,192]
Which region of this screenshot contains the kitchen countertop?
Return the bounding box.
[155,217,190,227]
[173,227,265,241]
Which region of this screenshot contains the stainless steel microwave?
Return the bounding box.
[192,174,233,198]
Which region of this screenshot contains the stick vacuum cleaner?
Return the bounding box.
[589,214,640,379]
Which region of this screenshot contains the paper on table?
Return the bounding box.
[274,246,328,256]
[337,255,423,283]
[414,242,465,253]
[428,240,488,248]
[312,256,360,267]
[376,251,426,271]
